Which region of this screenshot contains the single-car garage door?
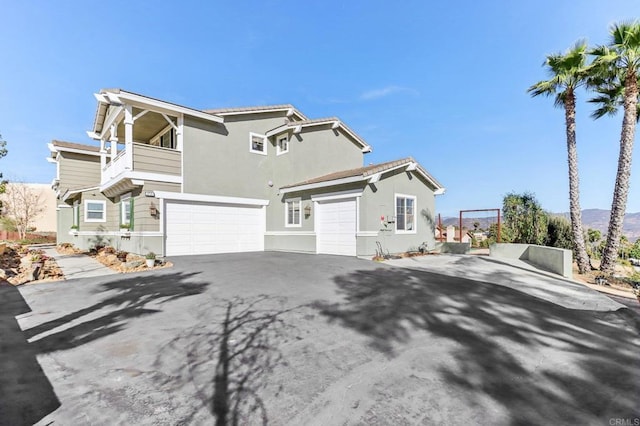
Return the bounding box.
[316,198,357,256]
[165,201,265,256]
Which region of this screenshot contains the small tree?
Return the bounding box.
[546,216,574,250]
[587,228,603,259]
[2,183,45,239]
[502,192,548,245]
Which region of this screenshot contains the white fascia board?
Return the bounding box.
[216,107,297,117]
[46,157,57,163]
[54,147,102,157]
[94,93,110,104]
[100,172,181,194]
[62,186,100,202]
[86,131,101,140]
[153,191,269,206]
[310,189,363,202]
[412,167,444,193]
[265,125,289,138]
[112,91,224,124]
[280,175,365,195]
[47,143,58,154]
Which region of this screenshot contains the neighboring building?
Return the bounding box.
[48,88,444,257]
[0,183,57,233]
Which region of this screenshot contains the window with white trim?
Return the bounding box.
[250,132,267,155]
[85,200,106,222]
[285,198,301,227]
[120,193,132,228]
[72,201,80,228]
[277,136,289,155]
[395,195,416,233]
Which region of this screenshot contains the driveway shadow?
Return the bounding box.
[0,281,60,426]
[25,271,209,353]
[313,267,640,424]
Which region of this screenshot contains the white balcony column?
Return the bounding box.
[176,114,184,152]
[110,124,118,158]
[99,138,107,170]
[124,104,134,170]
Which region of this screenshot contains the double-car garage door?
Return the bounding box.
[164,197,357,257]
[165,201,265,256]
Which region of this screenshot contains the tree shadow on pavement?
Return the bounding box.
[155,295,297,425]
[24,271,209,353]
[0,281,60,426]
[313,266,640,424]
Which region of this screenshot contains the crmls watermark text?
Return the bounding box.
[609,418,640,426]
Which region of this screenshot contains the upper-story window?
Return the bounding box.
[395,194,416,233]
[250,132,267,155]
[160,128,176,149]
[85,200,106,223]
[277,136,289,155]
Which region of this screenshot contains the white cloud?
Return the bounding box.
[360,86,418,100]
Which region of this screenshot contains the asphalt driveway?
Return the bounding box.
[2,252,639,425]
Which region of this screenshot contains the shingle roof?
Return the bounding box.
[52,140,100,152]
[281,157,443,190]
[204,104,307,119]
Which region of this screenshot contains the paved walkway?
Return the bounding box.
[384,254,626,312]
[41,246,116,280]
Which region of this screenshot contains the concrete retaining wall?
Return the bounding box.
[436,242,471,254]
[490,243,572,279]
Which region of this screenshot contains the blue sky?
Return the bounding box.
[1,1,639,217]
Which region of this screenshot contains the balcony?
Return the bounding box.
[100,143,182,196]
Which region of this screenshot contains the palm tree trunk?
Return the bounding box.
[564,91,591,274]
[600,71,639,274]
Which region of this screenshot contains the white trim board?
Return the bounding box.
[154,191,270,206]
[264,231,316,236]
[68,231,164,237]
[311,189,363,202]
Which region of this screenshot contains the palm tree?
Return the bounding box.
[528,41,591,274]
[590,21,640,274]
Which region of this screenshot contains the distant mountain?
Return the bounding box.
[442,208,640,241]
[561,209,640,242]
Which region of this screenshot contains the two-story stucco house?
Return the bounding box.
[49,89,444,257]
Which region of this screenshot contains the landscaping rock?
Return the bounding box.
[123,260,145,269]
[20,257,32,268]
[0,269,6,280]
[104,254,119,266]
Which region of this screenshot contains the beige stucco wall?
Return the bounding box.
[0,183,58,233]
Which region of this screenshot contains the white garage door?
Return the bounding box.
[316,198,357,256]
[165,201,265,256]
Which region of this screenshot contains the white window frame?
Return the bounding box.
[121,193,132,226]
[72,201,80,227]
[285,198,302,228]
[249,132,267,155]
[277,135,289,155]
[84,200,106,223]
[395,194,417,234]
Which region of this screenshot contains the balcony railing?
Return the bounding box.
[101,143,182,186]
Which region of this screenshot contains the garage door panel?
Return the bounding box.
[166,201,264,256]
[316,198,357,256]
